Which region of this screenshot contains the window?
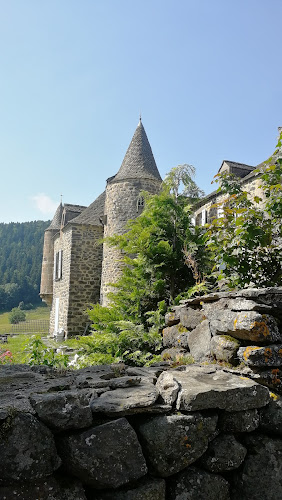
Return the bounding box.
[54,250,63,280]
[201,209,208,226]
[137,195,145,212]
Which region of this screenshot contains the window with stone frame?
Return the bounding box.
[137,195,145,212]
[53,250,63,281]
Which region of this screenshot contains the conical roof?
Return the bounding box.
[111,119,162,183]
[47,202,63,230]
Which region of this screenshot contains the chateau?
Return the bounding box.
[40,123,281,337]
[40,119,162,337]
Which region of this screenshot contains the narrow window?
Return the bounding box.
[201,209,207,226]
[137,195,145,212]
[54,250,63,280]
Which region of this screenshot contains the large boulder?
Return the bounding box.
[210,335,240,364]
[259,397,282,435]
[232,434,282,500]
[200,434,247,472]
[187,320,211,361]
[179,307,206,330]
[57,418,147,489]
[157,366,270,412]
[29,389,93,430]
[162,324,190,349]
[0,477,86,500]
[166,466,230,500]
[172,366,269,411]
[238,344,282,367]
[136,412,218,477]
[219,409,259,433]
[0,412,61,483]
[210,311,281,343]
[92,478,166,500]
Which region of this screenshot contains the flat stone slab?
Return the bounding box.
[158,366,270,412]
[90,381,159,415]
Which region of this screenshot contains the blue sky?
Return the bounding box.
[0,0,281,223]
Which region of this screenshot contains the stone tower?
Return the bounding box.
[100,118,162,305]
[40,202,63,306]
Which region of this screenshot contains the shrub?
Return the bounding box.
[9,307,26,324]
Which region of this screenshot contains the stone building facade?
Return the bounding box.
[40,119,162,336]
[193,127,282,226]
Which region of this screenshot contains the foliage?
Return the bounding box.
[205,132,282,289]
[26,335,69,368]
[72,303,163,368]
[0,220,50,311]
[9,307,26,324]
[106,164,206,321]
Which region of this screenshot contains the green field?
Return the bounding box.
[0,306,50,334]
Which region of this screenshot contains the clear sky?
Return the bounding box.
[0,0,281,223]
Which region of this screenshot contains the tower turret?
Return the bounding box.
[100,119,162,305]
[40,202,63,306]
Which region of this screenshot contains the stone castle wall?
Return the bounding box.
[67,224,103,336]
[100,178,161,305]
[50,225,103,337]
[49,227,73,336]
[1,359,282,500]
[40,228,57,307]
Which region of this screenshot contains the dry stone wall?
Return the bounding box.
[1,360,282,500]
[162,287,282,394]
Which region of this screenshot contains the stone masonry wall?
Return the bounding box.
[40,228,57,307]
[1,361,282,500]
[101,178,161,305]
[162,287,282,395]
[49,227,72,337]
[67,224,103,336]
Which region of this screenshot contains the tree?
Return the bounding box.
[9,307,26,324]
[105,164,206,321]
[205,131,282,289]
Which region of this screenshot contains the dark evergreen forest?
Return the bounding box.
[0,221,50,311]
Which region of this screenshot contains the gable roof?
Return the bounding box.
[218,160,255,178]
[70,191,106,226]
[110,119,162,183]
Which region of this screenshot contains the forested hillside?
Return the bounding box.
[0,221,50,311]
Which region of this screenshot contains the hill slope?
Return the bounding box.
[0,221,50,310]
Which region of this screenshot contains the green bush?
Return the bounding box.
[9,308,26,324]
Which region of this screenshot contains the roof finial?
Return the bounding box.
[139,112,142,123]
[60,194,63,205]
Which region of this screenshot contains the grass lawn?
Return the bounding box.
[0,306,50,334]
[1,334,34,364]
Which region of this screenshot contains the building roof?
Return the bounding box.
[110,119,162,183]
[70,191,106,226]
[47,203,63,230]
[63,204,86,213]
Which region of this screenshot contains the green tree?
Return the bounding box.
[205,131,282,289]
[9,307,26,324]
[106,164,206,320]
